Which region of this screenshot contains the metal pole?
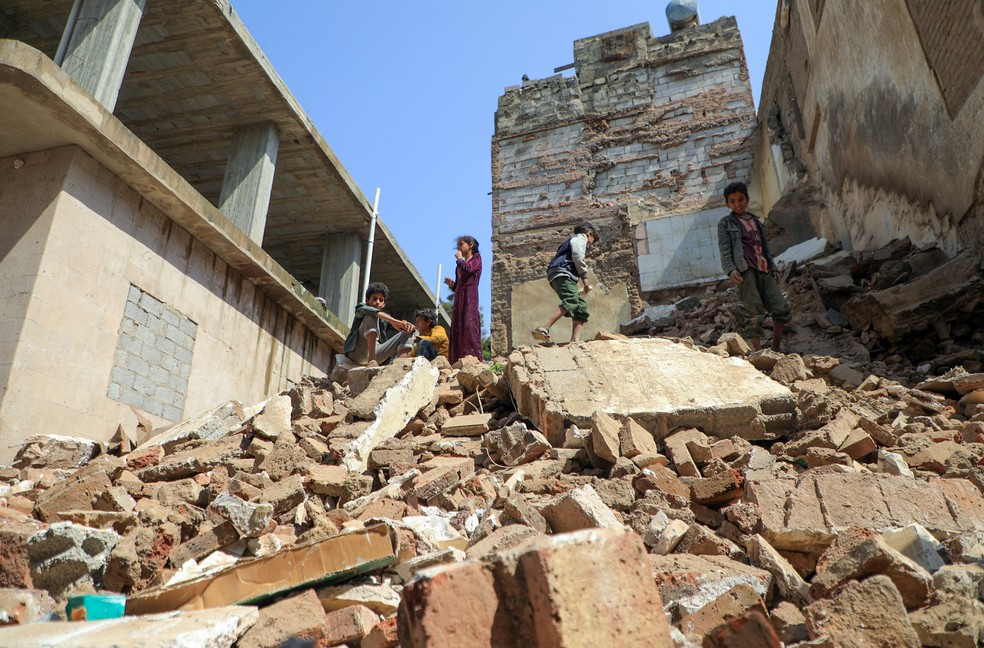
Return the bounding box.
[55,0,84,66]
[360,188,380,302]
[434,263,442,310]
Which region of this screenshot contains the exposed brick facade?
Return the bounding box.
[491,17,757,352]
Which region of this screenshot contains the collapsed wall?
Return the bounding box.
[491,16,758,353]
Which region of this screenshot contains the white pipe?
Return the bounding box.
[360,188,380,302]
[434,263,442,310]
[55,0,84,66]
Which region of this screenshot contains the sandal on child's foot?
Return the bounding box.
[531,327,551,342]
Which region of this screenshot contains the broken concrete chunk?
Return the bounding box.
[13,435,99,470]
[770,354,809,385]
[590,410,622,464]
[811,527,932,609]
[652,554,772,622]
[745,534,809,604]
[136,400,246,451]
[678,583,767,640]
[704,609,782,648]
[340,357,439,472]
[517,528,672,646]
[619,417,659,457]
[250,394,292,441]
[539,485,622,533]
[482,423,550,466]
[137,434,246,482]
[465,524,540,560]
[882,523,944,574]
[33,458,119,522]
[909,598,984,648]
[0,605,259,648]
[803,576,920,647]
[319,581,401,615]
[397,561,510,648]
[323,603,380,646]
[440,413,492,437]
[411,456,474,503]
[27,522,121,597]
[303,464,350,497]
[237,589,326,648]
[665,428,706,478]
[210,492,274,538]
[691,469,745,507]
[654,520,691,555]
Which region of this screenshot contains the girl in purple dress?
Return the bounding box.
[443,236,483,363]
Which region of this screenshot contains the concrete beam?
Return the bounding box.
[61,0,146,111]
[218,121,280,244]
[319,232,362,321]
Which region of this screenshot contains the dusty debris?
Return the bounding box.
[3,306,984,646]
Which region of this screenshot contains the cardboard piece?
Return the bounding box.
[125,524,397,615]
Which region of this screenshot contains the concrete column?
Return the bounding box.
[61,0,147,111]
[319,233,362,319]
[218,122,280,244]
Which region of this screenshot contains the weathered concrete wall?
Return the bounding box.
[0,146,330,461]
[756,0,984,256]
[491,17,757,353]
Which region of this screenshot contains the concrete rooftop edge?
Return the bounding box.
[0,39,351,349]
[215,0,442,312]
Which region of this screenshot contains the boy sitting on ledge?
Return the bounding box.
[343,282,414,367]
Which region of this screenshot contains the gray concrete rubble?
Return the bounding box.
[0,605,258,647]
[27,523,121,598]
[3,327,984,646]
[134,401,246,452]
[340,357,439,472]
[506,338,796,444]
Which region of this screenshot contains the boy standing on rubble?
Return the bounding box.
[717,181,791,352]
[532,222,600,344]
[344,282,415,367]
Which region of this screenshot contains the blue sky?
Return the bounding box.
[231,1,777,329]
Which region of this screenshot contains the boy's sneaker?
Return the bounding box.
[531,327,551,342]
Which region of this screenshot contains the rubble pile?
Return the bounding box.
[2,331,984,645]
[626,238,984,382]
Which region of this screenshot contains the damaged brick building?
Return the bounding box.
[490,12,759,352]
[754,0,984,257]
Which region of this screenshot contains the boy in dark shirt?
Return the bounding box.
[717,182,791,352]
[343,282,414,367]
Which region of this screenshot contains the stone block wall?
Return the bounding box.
[491,17,757,352]
[107,285,197,421]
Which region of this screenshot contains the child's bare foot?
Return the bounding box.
[367,360,378,368]
[531,327,551,342]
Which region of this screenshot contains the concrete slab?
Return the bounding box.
[506,338,795,443]
[744,473,984,553]
[340,357,439,472]
[0,605,258,647]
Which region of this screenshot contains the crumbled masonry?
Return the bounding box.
[3,242,984,646]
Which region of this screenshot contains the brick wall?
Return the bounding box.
[491,17,757,352]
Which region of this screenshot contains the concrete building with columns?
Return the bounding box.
[0,0,438,461]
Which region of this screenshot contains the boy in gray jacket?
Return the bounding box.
[531,223,599,343]
[717,182,791,352]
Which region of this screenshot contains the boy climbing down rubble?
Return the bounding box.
[532,222,599,344]
[717,181,791,352]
